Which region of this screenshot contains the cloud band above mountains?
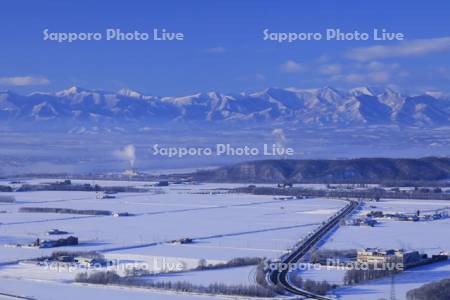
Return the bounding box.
[347,37,450,61]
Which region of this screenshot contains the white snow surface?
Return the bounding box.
[2,180,450,300]
[0,180,343,299]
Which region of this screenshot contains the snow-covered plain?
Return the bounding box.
[319,199,450,300]
[0,180,343,299]
[2,180,450,300]
[324,199,450,253]
[0,277,223,300]
[333,260,450,300]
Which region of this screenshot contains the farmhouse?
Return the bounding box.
[345,217,378,227]
[112,212,134,217]
[47,229,69,235]
[357,248,422,269]
[37,236,78,248]
[74,256,107,267]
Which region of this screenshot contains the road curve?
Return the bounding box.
[267,199,360,299]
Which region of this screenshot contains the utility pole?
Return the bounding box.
[390,274,397,300]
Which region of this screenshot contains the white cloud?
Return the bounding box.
[204,47,227,54]
[437,66,450,80]
[255,73,265,81]
[316,54,330,63]
[235,73,266,82]
[333,71,390,84]
[0,76,50,86]
[343,73,366,83]
[280,60,304,73]
[368,71,390,83]
[365,61,384,71]
[325,61,406,84]
[347,37,450,61]
[319,64,342,75]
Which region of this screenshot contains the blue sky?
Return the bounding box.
[1,0,450,95]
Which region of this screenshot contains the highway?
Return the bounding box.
[267,199,360,299]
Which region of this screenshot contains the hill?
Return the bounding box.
[193,157,450,183]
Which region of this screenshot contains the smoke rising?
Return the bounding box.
[114,144,136,167]
[272,128,287,146]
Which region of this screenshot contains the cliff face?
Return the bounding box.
[194,157,450,183]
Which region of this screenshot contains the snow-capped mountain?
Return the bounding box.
[0,86,449,128]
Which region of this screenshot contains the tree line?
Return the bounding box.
[75,270,276,298]
[406,278,450,300]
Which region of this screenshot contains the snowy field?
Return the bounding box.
[0,277,224,300]
[324,199,450,253]
[317,199,450,299]
[1,179,450,300]
[0,179,343,299]
[333,260,450,300]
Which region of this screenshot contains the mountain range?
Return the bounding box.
[1,86,449,128]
